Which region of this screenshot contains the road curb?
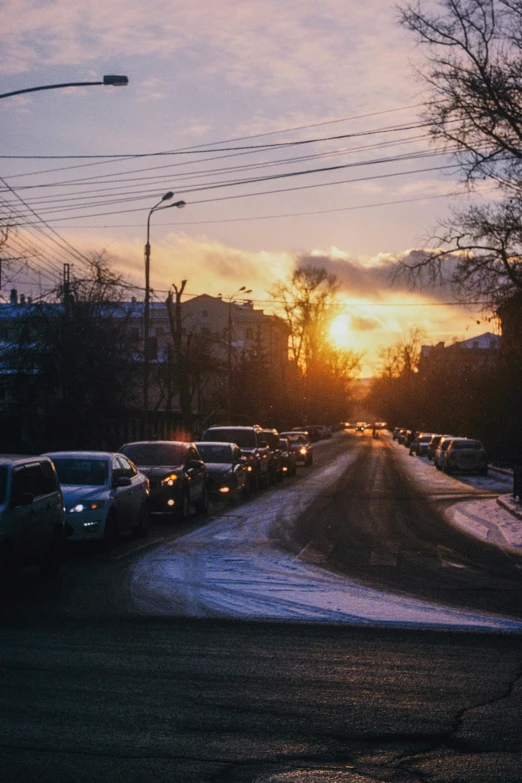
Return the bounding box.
[497,495,522,522]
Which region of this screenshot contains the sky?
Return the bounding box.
[0,0,498,375]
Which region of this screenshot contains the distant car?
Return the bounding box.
[201,426,270,491]
[45,451,150,547]
[355,422,366,432]
[433,436,458,470]
[409,433,433,456]
[119,441,208,521]
[279,437,297,476]
[280,431,313,465]
[393,427,405,441]
[194,442,248,501]
[443,439,488,475]
[0,455,65,583]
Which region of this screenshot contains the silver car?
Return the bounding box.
[45,451,150,547]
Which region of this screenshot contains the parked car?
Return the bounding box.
[443,439,488,475]
[194,441,249,501]
[434,436,458,470]
[280,431,313,465]
[427,434,444,460]
[409,433,433,456]
[306,424,332,439]
[201,426,270,491]
[292,425,322,442]
[260,428,284,484]
[45,451,150,547]
[279,437,297,476]
[0,455,64,583]
[119,441,208,521]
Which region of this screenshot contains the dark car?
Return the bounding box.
[0,455,65,584]
[195,442,248,501]
[119,441,208,522]
[279,437,297,476]
[260,429,284,484]
[201,426,270,491]
[280,431,313,466]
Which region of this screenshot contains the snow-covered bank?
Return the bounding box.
[130,438,522,631]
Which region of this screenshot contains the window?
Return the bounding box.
[10,463,52,505]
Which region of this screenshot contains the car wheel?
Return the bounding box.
[100,511,119,550]
[133,503,150,538]
[40,530,63,579]
[174,491,190,522]
[195,485,209,515]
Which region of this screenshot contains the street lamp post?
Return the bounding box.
[143,192,185,435]
[0,75,129,100]
[224,286,252,423]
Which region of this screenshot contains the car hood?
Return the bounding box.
[205,462,234,475]
[133,465,183,478]
[62,485,110,503]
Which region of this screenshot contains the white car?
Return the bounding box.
[443,439,488,475]
[433,437,458,470]
[45,451,150,547]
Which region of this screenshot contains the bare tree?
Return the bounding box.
[270,263,340,372]
[399,0,522,306]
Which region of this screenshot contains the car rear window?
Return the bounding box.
[452,440,482,450]
[203,429,257,448]
[52,458,109,486]
[121,444,186,466]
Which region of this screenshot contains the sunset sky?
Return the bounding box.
[1,0,497,375]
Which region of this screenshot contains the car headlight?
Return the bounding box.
[161,473,178,487]
[67,501,104,514]
[299,447,307,455]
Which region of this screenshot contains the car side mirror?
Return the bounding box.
[113,476,132,488]
[187,459,204,470]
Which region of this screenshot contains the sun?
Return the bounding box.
[328,314,352,349]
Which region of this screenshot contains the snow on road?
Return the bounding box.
[131,438,522,630]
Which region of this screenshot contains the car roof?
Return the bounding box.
[44,451,115,459]
[0,454,49,466]
[121,441,191,447]
[195,441,235,448]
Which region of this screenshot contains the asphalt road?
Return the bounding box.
[292,432,522,620]
[1,431,522,782]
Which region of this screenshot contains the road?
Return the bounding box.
[1,431,521,782]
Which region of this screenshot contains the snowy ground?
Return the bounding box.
[130,436,522,630]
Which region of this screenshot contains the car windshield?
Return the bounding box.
[204,429,256,448]
[121,444,185,466]
[196,444,233,463]
[282,433,307,444]
[51,458,109,486]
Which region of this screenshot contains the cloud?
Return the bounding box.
[0,0,416,113]
[295,248,458,302]
[351,316,381,332]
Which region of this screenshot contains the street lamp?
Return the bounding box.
[143,191,186,432]
[0,75,129,100]
[221,286,252,423]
